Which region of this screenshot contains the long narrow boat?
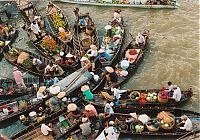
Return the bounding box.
[0,23,18,61]
[5,48,65,77]
[56,0,180,9]
[98,9,125,66]
[0,94,42,124]
[9,68,91,139]
[73,8,99,54]
[92,30,149,93]
[0,77,40,100]
[45,2,73,44]
[108,108,200,136]
[17,2,80,70]
[82,86,193,108]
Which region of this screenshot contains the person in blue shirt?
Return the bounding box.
[97,49,111,62]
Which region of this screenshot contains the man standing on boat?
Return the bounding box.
[13,66,27,92]
[31,20,41,41]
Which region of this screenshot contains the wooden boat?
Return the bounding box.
[98,9,125,66]
[177,127,200,140]
[82,86,193,108]
[12,100,84,139]
[73,8,99,53]
[5,47,65,77]
[0,24,18,61]
[92,30,149,93]
[45,2,73,44]
[56,0,180,9]
[0,94,43,124]
[0,77,40,100]
[17,2,80,69]
[107,108,200,136]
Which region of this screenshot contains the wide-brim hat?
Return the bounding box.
[80,57,88,62]
[60,51,64,57]
[81,85,90,92]
[130,113,137,119]
[82,117,88,123]
[38,86,46,93]
[105,103,111,108]
[98,49,105,53]
[105,66,114,73]
[120,70,128,77]
[34,16,39,20]
[13,66,18,71]
[109,121,114,125]
[67,103,77,112]
[85,104,94,111]
[90,45,97,50]
[58,27,65,32]
[29,111,37,117]
[173,85,178,89]
[5,41,10,46]
[105,25,112,30]
[57,92,66,99]
[49,85,61,95]
[66,53,74,58]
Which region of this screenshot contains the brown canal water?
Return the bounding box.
[0,0,199,139]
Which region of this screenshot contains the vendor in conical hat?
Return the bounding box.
[97,49,111,62]
[67,103,82,117]
[105,66,118,84]
[87,44,98,58]
[81,85,94,101]
[37,86,48,100]
[125,49,139,64]
[83,104,98,120]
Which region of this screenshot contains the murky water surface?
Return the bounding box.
[0,0,199,139]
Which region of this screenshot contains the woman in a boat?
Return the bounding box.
[83,104,98,122]
[67,103,82,118]
[125,48,139,64]
[79,117,92,137]
[87,44,98,58]
[37,86,48,100]
[97,49,111,62]
[105,66,118,86]
[81,85,94,101]
[45,61,59,75]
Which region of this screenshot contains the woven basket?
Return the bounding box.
[118,121,128,131]
[146,119,160,132]
[130,121,144,133]
[130,91,140,101]
[158,92,169,104]
[160,113,175,130]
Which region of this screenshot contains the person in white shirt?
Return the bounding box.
[111,87,127,100]
[104,121,119,140]
[45,62,58,75]
[37,86,47,100]
[135,33,145,46]
[79,117,91,136]
[41,123,52,135]
[87,45,98,58]
[180,115,193,131]
[31,21,41,40]
[170,85,182,102]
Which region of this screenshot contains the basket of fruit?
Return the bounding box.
[146,119,160,132]
[7,48,20,62]
[22,58,33,69]
[157,111,175,130]
[130,121,144,133]
[158,91,169,104]
[130,91,140,101]
[146,92,157,103]
[118,121,128,131]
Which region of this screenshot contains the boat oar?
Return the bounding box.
[176,127,199,140]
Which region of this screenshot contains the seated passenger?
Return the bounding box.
[45,62,59,75]
[179,115,193,131]
[135,33,145,46]
[87,44,98,58]
[169,85,181,102]
[105,66,118,84]
[79,117,91,136]
[97,49,111,62]
[65,53,75,65]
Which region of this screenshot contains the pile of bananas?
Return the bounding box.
[52,15,65,29]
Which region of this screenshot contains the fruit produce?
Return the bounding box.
[41,36,60,53]
[8,48,19,57]
[130,122,144,133]
[51,14,65,29]
[157,111,175,130]
[22,58,33,69]
[139,93,147,103]
[130,91,140,101]
[146,92,157,102]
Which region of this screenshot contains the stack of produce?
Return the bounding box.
[146,92,157,103]
[130,91,140,101]
[51,14,65,29]
[8,48,20,62]
[158,90,169,103]
[130,121,144,133]
[16,52,33,69]
[139,93,147,104]
[41,36,60,54]
[157,111,175,130]
[146,119,160,132]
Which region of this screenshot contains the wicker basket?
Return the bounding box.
[86,26,94,36]
[130,91,140,101]
[118,121,128,131]
[158,92,169,104]
[130,121,144,133]
[160,113,175,130]
[146,119,160,132]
